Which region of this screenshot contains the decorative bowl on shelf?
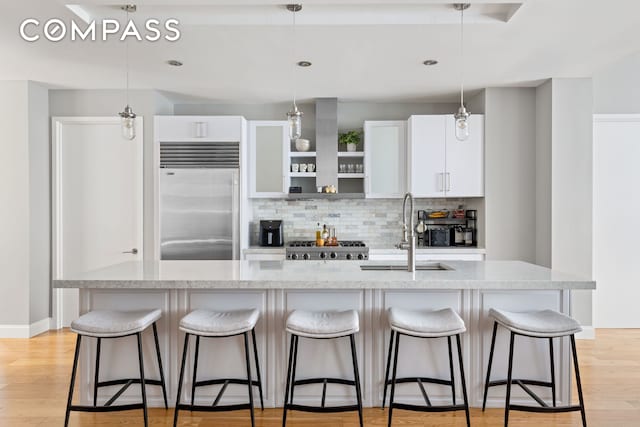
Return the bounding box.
[295,138,310,152]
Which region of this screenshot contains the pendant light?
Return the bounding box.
[286,4,303,141]
[453,3,470,141]
[119,4,137,140]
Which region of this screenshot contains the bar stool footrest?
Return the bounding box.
[195,378,261,388]
[98,378,163,387]
[177,403,252,412]
[385,376,452,387]
[391,402,468,413]
[510,404,583,413]
[68,403,144,413]
[286,403,360,413]
[293,377,356,387]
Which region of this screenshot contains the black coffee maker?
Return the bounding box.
[259,220,284,247]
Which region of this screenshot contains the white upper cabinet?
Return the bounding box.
[408,115,484,198]
[248,121,288,198]
[408,116,446,197]
[364,121,407,198]
[156,116,243,141]
[444,114,484,197]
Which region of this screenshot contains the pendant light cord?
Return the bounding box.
[291,8,297,108]
[125,8,130,106]
[459,5,464,108]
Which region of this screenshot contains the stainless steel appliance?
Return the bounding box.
[286,241,369,261]
[260,220,284,247]
[159,141,239,260]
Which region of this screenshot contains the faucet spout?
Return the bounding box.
[398,192,416,272]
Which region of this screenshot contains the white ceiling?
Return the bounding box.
[1,0,639,103]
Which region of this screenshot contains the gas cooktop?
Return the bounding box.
[286,241,369,260]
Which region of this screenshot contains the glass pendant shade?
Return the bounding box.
[287,105,303,140]
[119,105,137,140]
[454,106,470,141]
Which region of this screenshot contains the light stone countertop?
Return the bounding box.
[54,260,594,290]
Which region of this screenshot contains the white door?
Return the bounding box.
[593,115,640,327]
[407,116,446,197]
[445,114,484,197]
[364,120,406,198]
[52,117,143,327]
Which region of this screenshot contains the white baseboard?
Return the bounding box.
[575,326,595,340]
[0,317,52,338]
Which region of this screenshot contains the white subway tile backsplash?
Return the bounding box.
[250,198,469,248]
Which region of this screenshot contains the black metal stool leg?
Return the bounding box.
[93,337,101,407]
[190,335,200,408]
[152,323,168,409]
[387,332,400,427]
[448,335,456,405]
[243,332,256,427]
[251,328,264,410]
[173,333,189,427]
[504,331,515,427]
[64,334,82,427]
[571,335,588,427]
[349,334,364,427]
[136,332,148,427]
[456,334,470,427]
[483,321,498,411]
[549,337,556,407]
[289,335,299,405]
[282,334,296,427]
[382,330,395,409]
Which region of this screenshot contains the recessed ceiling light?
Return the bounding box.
[167,60,183,67]
[423,59,438,66]
[297,61,312,67]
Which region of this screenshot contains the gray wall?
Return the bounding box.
[483,88,537,262]
[0,81,30,325]
[535,81,552,267]
[593,51,640,113]
[550,78,593,327]
[28,82,51,323]
[49,89,174,259]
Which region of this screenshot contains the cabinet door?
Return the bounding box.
[444,114,484,197]
[249,121,287,198]
[364,121,406,198]
[156,116,243,141]
[408,116,446,197]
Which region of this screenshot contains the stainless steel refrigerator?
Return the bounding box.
[160,144,239,260]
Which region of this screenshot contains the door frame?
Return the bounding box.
[51,116,144,329]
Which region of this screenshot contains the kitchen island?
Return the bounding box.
[54,260,594,411]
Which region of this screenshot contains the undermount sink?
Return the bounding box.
[360,263,453,271]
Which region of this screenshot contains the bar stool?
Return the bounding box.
[174,309,264,427]
[482,308,587,427]
[65,309,168,427]
[383,307,470,427]
[282,309,364,427]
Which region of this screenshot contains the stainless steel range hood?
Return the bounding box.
[288,98,365,200]
[315,98,338,189]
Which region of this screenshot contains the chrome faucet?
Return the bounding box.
[396,192,416,272]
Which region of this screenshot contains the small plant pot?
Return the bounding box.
[346,143,357,152]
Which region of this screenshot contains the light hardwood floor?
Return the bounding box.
[0,329,638,426]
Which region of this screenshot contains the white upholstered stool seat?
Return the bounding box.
[388,307,466,337]
[285,310,359,338]
[70,309,161,338]
[179,309,260,337]
[489,308,582,338]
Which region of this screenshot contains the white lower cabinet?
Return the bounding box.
[78,287,572,409]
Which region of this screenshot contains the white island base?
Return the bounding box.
[57,261,594,411]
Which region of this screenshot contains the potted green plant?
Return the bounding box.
[339,130,362,152]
